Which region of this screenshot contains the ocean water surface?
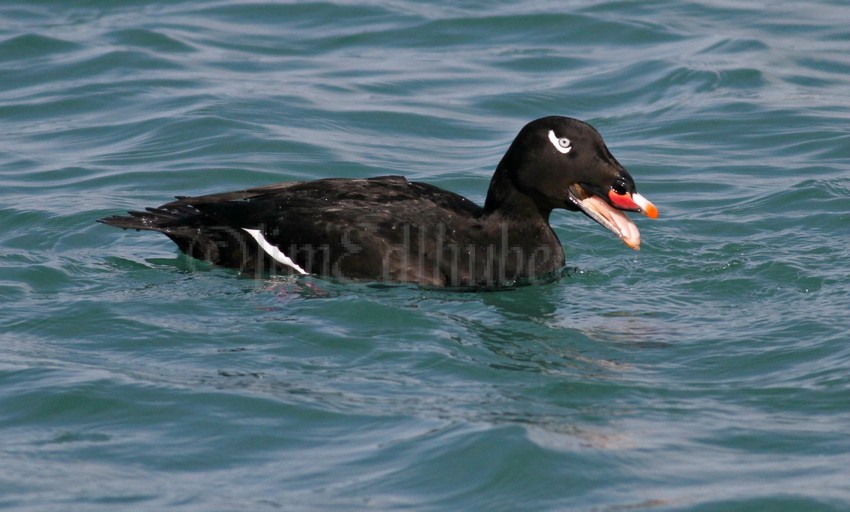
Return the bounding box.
[2,1,849,510]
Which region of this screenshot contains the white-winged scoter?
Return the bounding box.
[100,116,658,287]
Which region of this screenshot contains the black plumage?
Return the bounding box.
[100,116,657,287]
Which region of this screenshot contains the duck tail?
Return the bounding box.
[98,201,250,265]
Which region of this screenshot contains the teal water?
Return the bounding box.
[2,1,849,510]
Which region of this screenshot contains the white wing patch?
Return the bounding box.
[548,130,572,154]
[242,228,308,275]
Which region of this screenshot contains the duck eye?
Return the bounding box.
[547,130,572,154]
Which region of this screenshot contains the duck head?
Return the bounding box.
[485,116,658,250]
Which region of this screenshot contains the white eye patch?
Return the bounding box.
[548,130,572,154]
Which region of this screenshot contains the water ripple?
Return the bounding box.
[3,1,850,510]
